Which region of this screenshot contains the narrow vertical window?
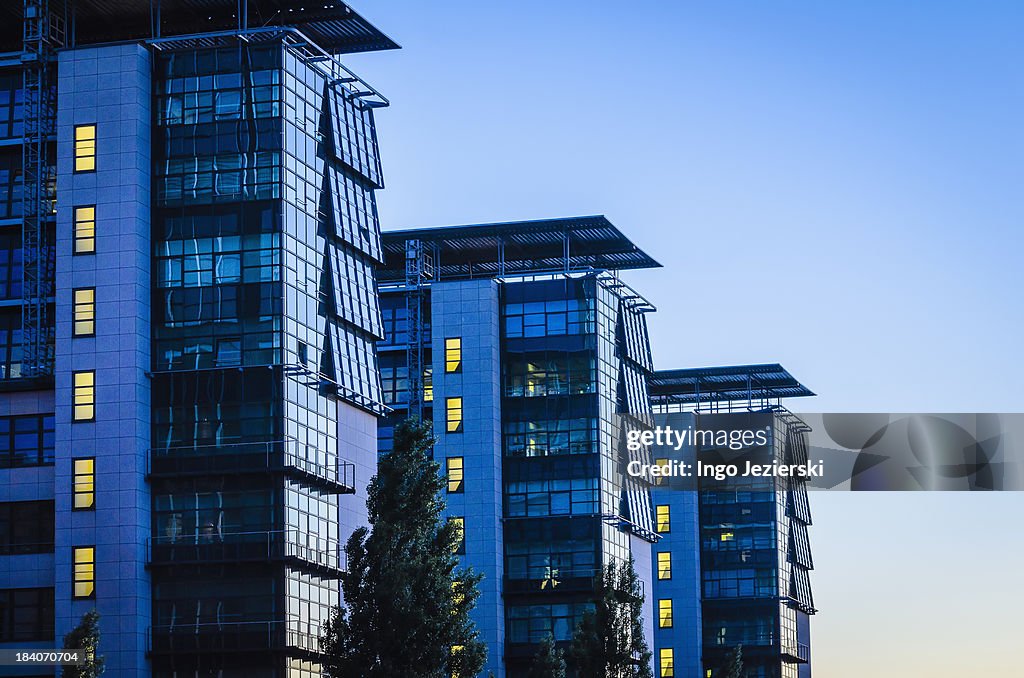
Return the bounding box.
[654,457,668,486]
[423,367,433,402]
[659,599,674,628]
[660,648,674,677]
[72,458,95,510]
[72,371,95,422]
[74,124,96,172]
[73,206,96,254]
[72,288,96,337]
[446,457,464,493]
[451,580,465,612]
[73,546,95,598]
[450,645,465,678]
[656,505,670,533]
[657,552,672,580]
[444,338,462,373]
[450,517,465,554]
[446,397,463,433]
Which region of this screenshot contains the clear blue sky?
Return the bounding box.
[346,1,1024,675]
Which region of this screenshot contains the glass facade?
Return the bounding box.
[147,36,385,677]
[696,411,815,678]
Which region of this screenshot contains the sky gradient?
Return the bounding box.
[345,2,1024,674]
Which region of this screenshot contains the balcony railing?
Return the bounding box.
[504,568,601,595]
[149,618,321,655]
[149,529,345,576]
[148,439,355,494]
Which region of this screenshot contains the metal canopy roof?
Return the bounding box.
[650,363,814,404]
[0,1,398,54]
[379,216,662,283]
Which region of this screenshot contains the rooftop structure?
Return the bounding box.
[380,216,662,283]
[0,0,399,55]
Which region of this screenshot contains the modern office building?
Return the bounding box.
[377,217,662,677]
[649,365,816,678]
[0,2,394,676]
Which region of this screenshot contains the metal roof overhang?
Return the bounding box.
[0,1,398,54]
[649,363,815,404]
[379,216,662,283]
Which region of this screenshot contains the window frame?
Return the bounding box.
[72,546,96,599]
[73,205,96,255]
[72,370,96,422]
[657,551,672,580]
[658,598,674,628]
[446,456,464,494]
[656,504,670,533]
[73,124,97,173]
[444,337,462,373]
[659,648,674,678]
[72,287,96,338]
[446,397,463,433]
[72,457,95,511]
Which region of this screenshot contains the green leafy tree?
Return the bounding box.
[569,557,653,678]
[320,418,486,677]
[717,645,744,678]
[528,633,567,678]
[61,610,104,678]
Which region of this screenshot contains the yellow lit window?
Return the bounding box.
[73,205,96,254]
[450,517,465,554]
[451,580,465,612]
[424,367,433,402]
[657,552,672,580]
[73,288,96,337]
[660,648,674,677]
[446,397,463,433]
[74,124,96,172]
[447,457,464,493]
[721,531,734,542]
[656,505,670,533]
[659,599,674,628]
[445,337,462,373]
[73,371,95,421]
[450,645,465,678]
[73,546,95,598]
[654,458,668,486]
[73,458,95,510]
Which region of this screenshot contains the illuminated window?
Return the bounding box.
[450,517,465,554]
[73,546,95,598]
[72,458,95,510]
[447,457,464,493]
[721,531,734,542]
[656,505,670,533]
[74,124,96,172]
[657,552,672,580]
[446,397,463,433]
[450,644,465,678]
[659,599,673,628]
[451,580,465,613]
[654,458,668,486]
[72,371,95,422]
[445,337,461,373]
[424,367,433,402]
[72,288,95,337]
[73,205,96,254]
[660,648,674,677]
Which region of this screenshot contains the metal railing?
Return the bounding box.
[148,618,321,655]
[149,529,344,574]
[148,439,355,494]
[504,567,601,594]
